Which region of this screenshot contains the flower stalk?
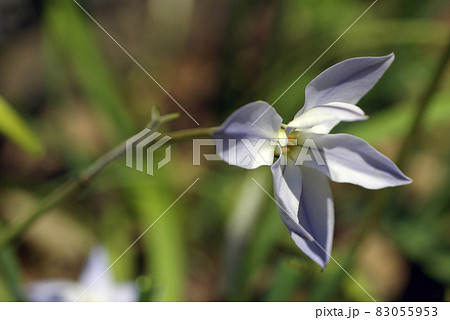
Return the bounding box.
[0,112,216,248]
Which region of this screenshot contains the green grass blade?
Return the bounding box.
[0,96,44,156]
[43,0,134,140]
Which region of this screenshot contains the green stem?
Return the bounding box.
[169,126,219,140]
[0,120,217,248]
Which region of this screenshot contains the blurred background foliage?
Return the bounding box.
[0,0,449,301]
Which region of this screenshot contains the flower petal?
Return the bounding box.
[26,280,76,302]
[112,283,139,302]
[300,133,412,189]
[80,246,112,289]
[213,101,283,169]
[291,166,334,269]
[287,102,367,134]
[297,54,394,116]
[270,156,313,241]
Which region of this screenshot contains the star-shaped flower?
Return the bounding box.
[26,246,138,302]
[213,54,411,268]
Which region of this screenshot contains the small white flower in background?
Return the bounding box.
[213,54,412,269]
[26,246,138,302]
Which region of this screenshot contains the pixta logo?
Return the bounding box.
[192,138,325,167]
[126,129,171,176]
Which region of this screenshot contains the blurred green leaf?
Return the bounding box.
[119,167,187,301]
[389,169,450,285]
[222,170,268,298]
[100,201,136,282]
[264,257,307,301]
[342,271,376,302]
[308,255,347,301]
[340,20,448,50]
[343,92,450,145]
[0,223,23,301]
[43,0,134,141]
[0,96,44,156]
[307,251,376,302]
[237,184,285,300]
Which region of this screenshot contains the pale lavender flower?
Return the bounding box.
[26,246,138,302]
[214,54,411,269]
